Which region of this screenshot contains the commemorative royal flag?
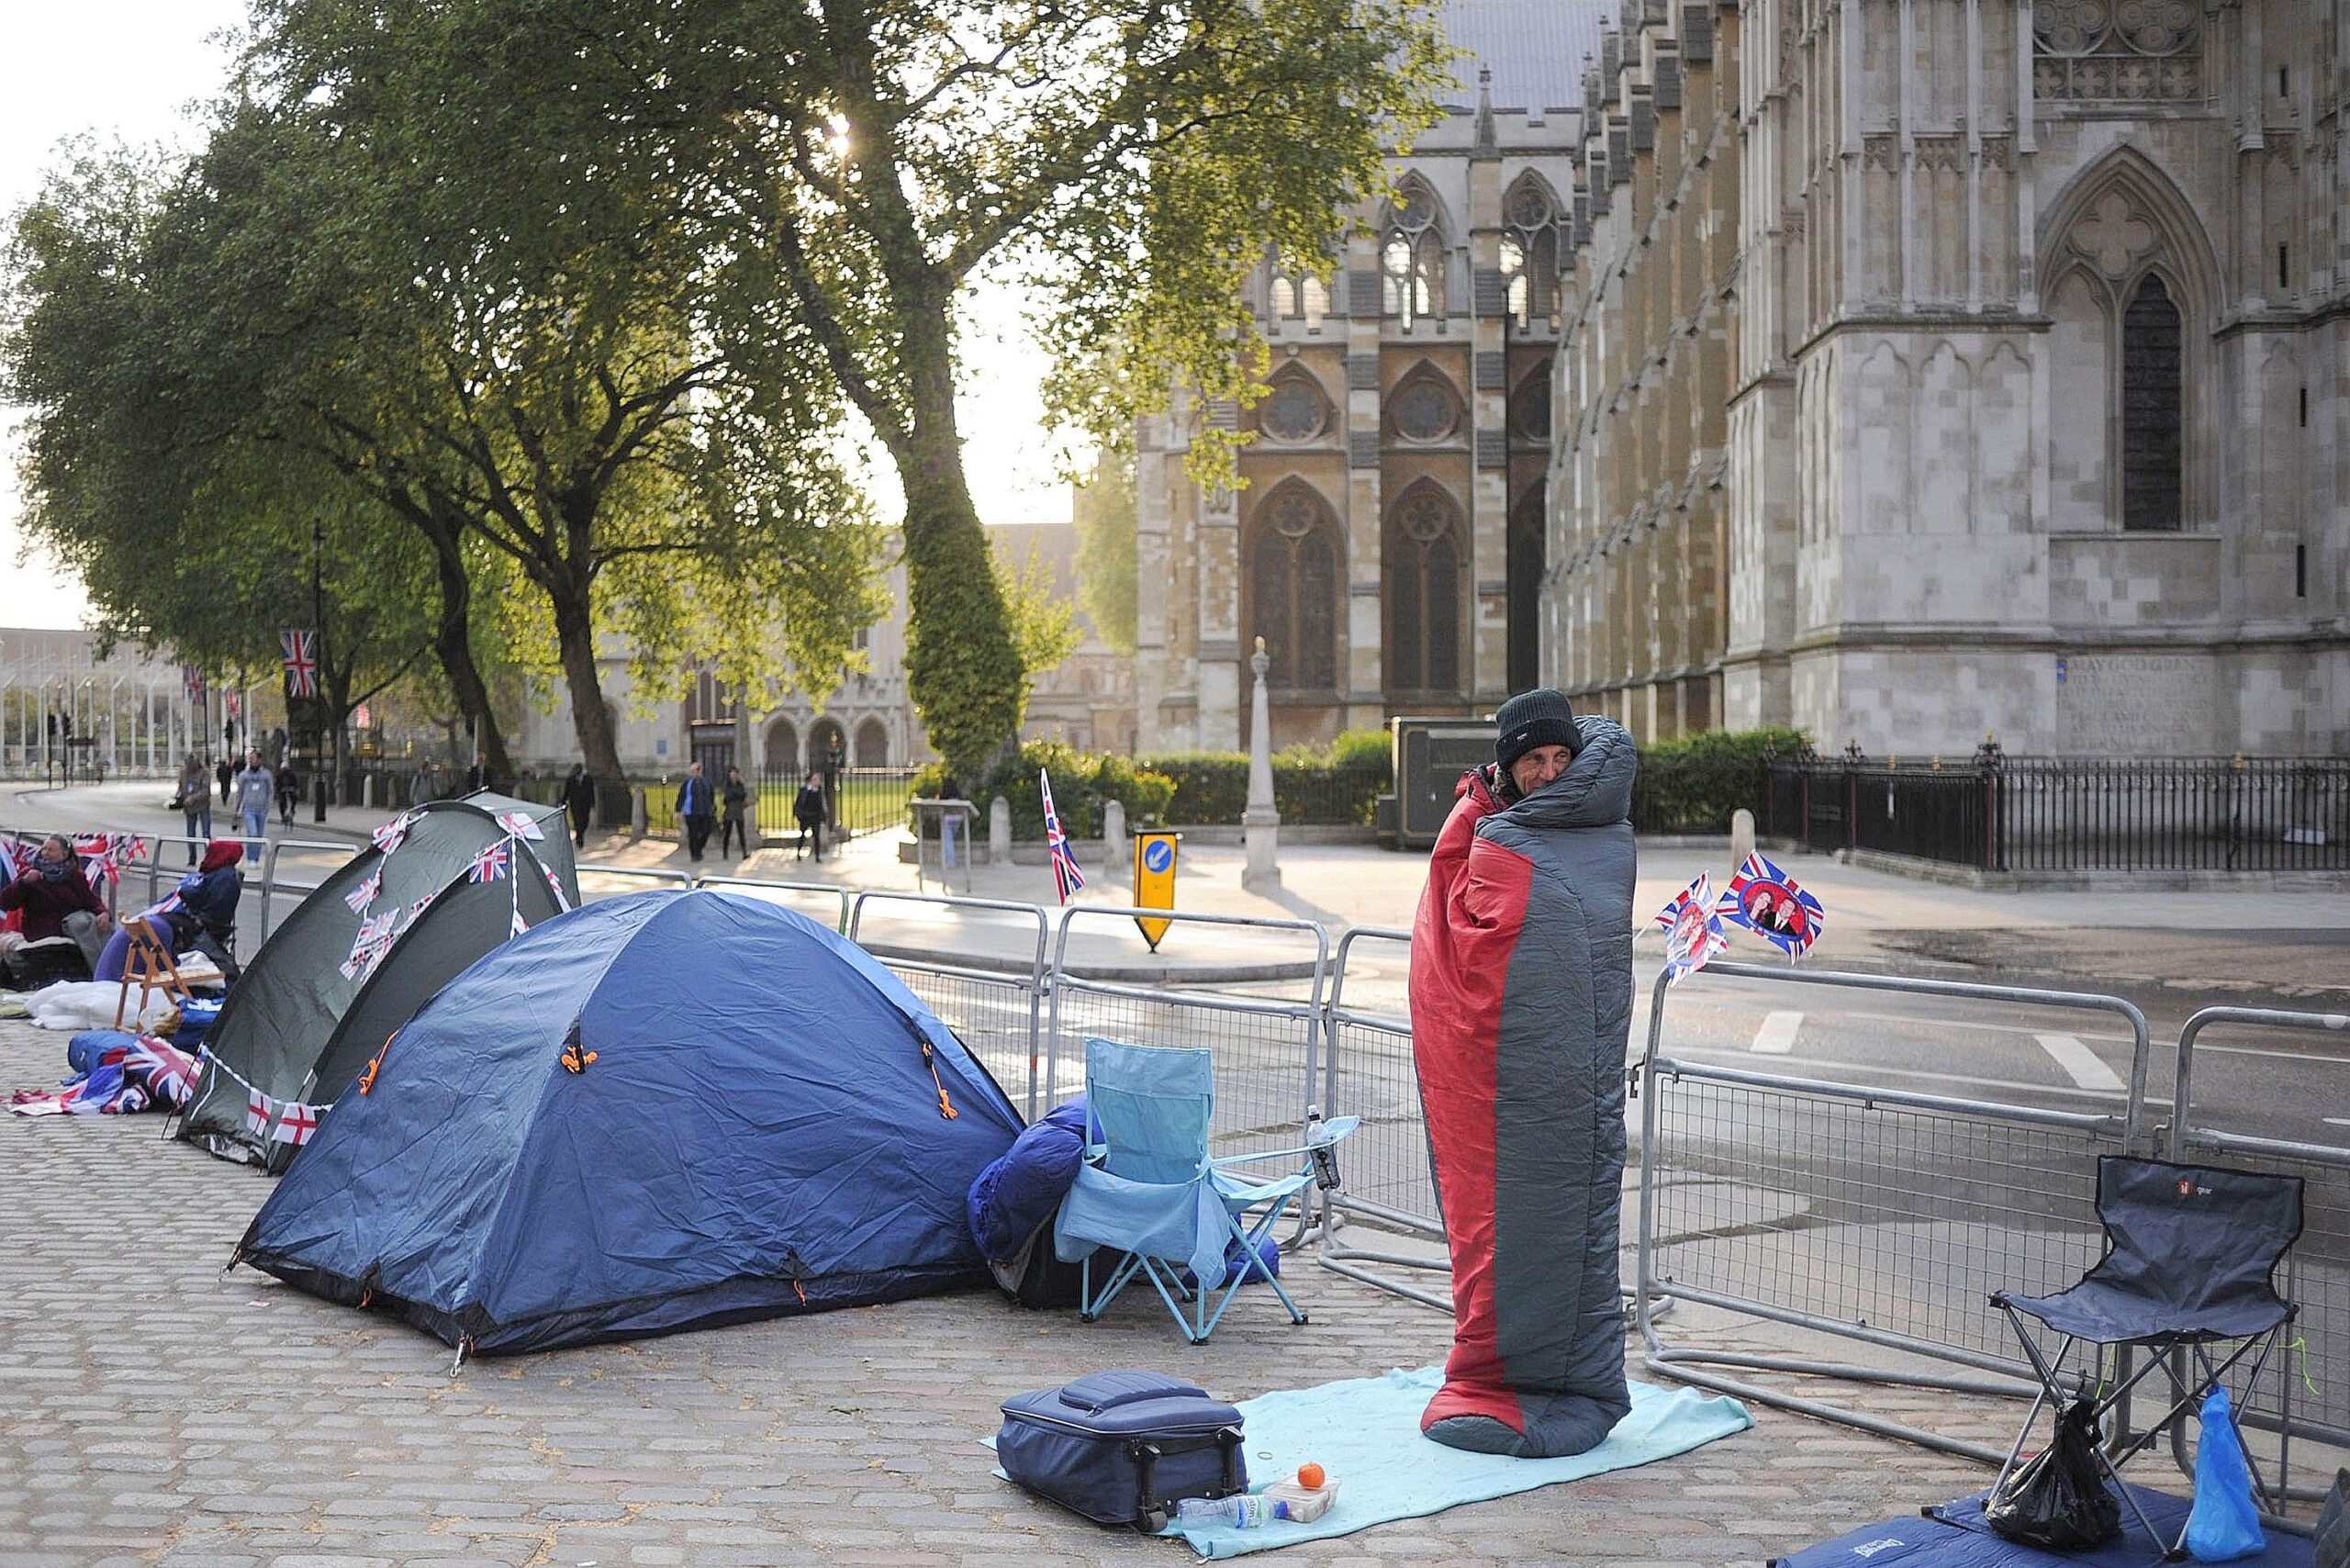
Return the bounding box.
[270,1101,323,1147]
[372,811,420,856]
[343,868,384,915]
[245,1087,280,1137]
[1716,853,1825,959]
[1654,872,1729,987]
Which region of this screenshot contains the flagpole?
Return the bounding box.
[311,519,327,824]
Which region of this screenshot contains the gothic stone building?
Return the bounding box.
[1547,0,2349,755]
[1134,1,1609,751]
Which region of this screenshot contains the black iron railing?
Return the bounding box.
[1764,753,2350,874]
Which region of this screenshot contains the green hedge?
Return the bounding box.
[916,725,1804,839]
[1629,726,1807,834]
[913,741,1176,840]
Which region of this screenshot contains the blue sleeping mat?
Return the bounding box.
[1774,1484,2312,1568]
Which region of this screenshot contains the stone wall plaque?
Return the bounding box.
[2053,653,2218,754]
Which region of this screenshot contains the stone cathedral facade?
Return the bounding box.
[1133,2,1609,751]
[1548,0,2349,755]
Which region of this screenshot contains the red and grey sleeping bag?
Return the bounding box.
[1407,716,1638,1458]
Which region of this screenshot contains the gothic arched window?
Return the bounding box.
[1258,367,1332,443]
[1500,174,1563,327]
[1386,480,1463,697]
[1381,181,1446,327]
[2120,274,2183,532]
[1385,364,1462,444]
[1250,484,1339,690]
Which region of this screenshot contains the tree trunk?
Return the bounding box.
[550,570,625,784]
[417,500,514,785]
[888,297,1024,778]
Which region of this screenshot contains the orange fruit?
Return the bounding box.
[1295,1462,1326,1489]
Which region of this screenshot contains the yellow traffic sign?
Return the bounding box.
[1132,831,1180,950]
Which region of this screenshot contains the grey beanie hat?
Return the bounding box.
[1494,688,1580,773]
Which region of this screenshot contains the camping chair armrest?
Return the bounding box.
[1209,1119,1359,1170]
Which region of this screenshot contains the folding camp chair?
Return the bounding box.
[116,915,199,1028]
[1052,1037,1357,1345]
[1990,1155,2303,1558]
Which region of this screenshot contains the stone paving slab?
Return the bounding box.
[1,1017,2035,1568]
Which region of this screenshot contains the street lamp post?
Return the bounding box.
[311,520,330,823]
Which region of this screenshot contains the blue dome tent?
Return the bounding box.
[234,890,1024,1355]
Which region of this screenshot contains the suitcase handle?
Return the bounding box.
[1060,1370,1209,1414]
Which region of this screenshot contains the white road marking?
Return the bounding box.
[2034,1033,2124,1092]
[2324,1117,2350,1128]
[1751,1011,1804,1054]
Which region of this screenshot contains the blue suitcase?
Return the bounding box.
[997,1370,1248,1529]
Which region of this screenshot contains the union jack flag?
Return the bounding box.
[544,865,571,913]
[496,809,544,842]
[401,893,435,932]
[1040,769,1085,905]
[125,1037,200,1109]
[1654,872,1729,987]
[510,903,530,938]
[280,629,319,699]
[223,690,242,722]
[372,811,420,855]
[343,868,383,914]
[182,665,206,703]
[467,841,509,883]
[271,1101,322,1146]
[1716,853,1826,959]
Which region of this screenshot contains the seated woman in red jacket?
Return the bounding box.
[1,836,113,988]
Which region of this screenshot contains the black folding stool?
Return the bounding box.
[1990,1155,2303,1559]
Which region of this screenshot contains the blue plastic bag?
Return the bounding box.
[2185,1385,2265,1562]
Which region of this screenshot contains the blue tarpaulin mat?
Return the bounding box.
[1158,1367,1751,1559]
[1773,1483,2313,1568]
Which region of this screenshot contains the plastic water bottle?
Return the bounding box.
[1175,1493,1278,1529]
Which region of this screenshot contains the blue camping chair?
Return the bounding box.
[1052,1037,1358,1344]
[1990,1156,2303,1557]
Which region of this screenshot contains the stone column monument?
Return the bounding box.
[1242,636,1281,892]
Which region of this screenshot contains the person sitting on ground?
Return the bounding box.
[0,836,114,989]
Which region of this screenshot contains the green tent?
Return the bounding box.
[177,793,579,1170]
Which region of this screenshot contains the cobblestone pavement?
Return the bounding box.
[4,1018,2036,1568]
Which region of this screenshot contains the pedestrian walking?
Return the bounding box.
[409,761,438,809]
[276,757,302,826]
[677,762,714,862]
[465,751,490,792]
[563,763,598,849]
[719,766,751,857]
[231,748,274,864]
[173,755,213,864]
[215,755,234,805]
[792,775,828,861]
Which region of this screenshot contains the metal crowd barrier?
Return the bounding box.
[2165,1005,2350,1504]
[1631,961,2154,1463]
[691,875,854,933]
[1313,926,1451,1309]
[1041,904,1329,1172]
[850,890,1052,1118]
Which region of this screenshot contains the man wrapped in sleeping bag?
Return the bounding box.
[1408,689,1636,1458]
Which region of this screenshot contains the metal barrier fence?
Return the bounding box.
[2166,1005,2350,1502]
[1631,962,2154,1463]
[1043,904,1329,1170]
[1315,926,1450,1310]
[849,890,1051,1118]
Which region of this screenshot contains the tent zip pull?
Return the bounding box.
[918,1039,958,1120]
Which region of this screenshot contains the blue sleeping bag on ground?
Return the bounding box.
[969,1096,1090,1263]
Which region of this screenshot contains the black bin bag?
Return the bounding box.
[1984,1396,2121,1551]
